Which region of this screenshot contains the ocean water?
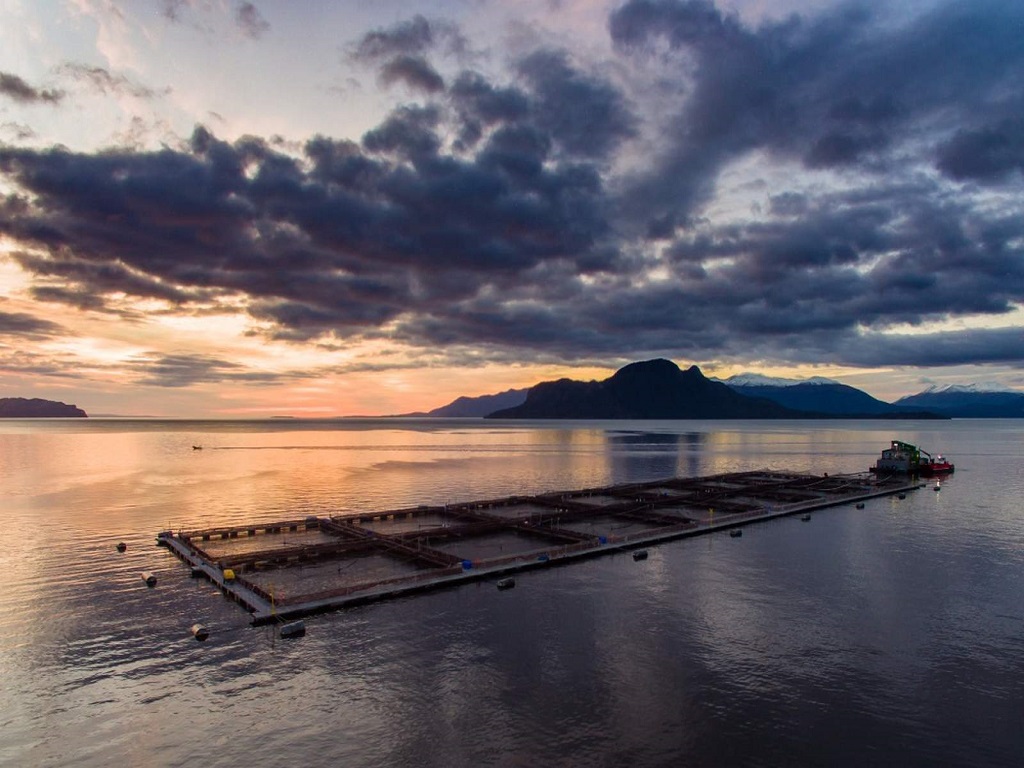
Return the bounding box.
[1,418,1022,767]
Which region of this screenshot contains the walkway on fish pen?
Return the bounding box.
[156,469,922,624]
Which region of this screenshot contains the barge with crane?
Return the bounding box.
[870,440,954,477]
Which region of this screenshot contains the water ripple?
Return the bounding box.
[2,420,1024,766]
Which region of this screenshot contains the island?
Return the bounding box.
[0,398,88,417]
[484,359,947,420]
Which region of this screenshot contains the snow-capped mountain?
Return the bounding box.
[917,382,1015,394]
[714,373,840,387]
[721,373,910,416]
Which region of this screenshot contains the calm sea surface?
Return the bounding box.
[1,418,1022,767]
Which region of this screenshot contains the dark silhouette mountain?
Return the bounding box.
[894,387,1024,418]
[487,360,801,419]
[0,397,87,417]
[721,375,907,416]
[426,388,529,417]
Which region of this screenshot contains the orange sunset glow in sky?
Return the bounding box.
[2,0,1023,416]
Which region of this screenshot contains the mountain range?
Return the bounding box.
[420,360,1024,419]
[722,376,1024,418]
[892,386,1024,418]
[719,375,915,416]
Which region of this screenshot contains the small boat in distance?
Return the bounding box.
[870,440,955,477]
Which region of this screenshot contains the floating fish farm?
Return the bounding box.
[157,470,921,624]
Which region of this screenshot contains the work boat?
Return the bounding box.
[870,440,955,476]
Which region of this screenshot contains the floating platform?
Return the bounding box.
[157,470,921,624]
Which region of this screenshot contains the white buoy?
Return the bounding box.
[191,623,210,641]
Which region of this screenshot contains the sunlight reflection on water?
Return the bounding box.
[1,419,1023,766]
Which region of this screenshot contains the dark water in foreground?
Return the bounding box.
[1,418,1023,767]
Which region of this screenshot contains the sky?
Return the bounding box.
[1,0,1023,417]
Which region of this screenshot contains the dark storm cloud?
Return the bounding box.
[937,118,1024,181]
[351,16,467,102]
[29,285,109,313]
[3,2,1024,376]
[450,72,529,126]
[130,353,293,387]
[379,55,445,93]
[235,2,270,39]
[353,15,451,61]
[362,104,442,159]
[515,49,636,160]
[838,327,1024,368]
[0,108,613,341]
[378,171,1024,369]
[0,309,65,338]
[609,0,1024,227]
[56,63,171,99]
[449,71,530,148]
[0,71,63,104]
[14,249,198,304]
[658,185,1024,345]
